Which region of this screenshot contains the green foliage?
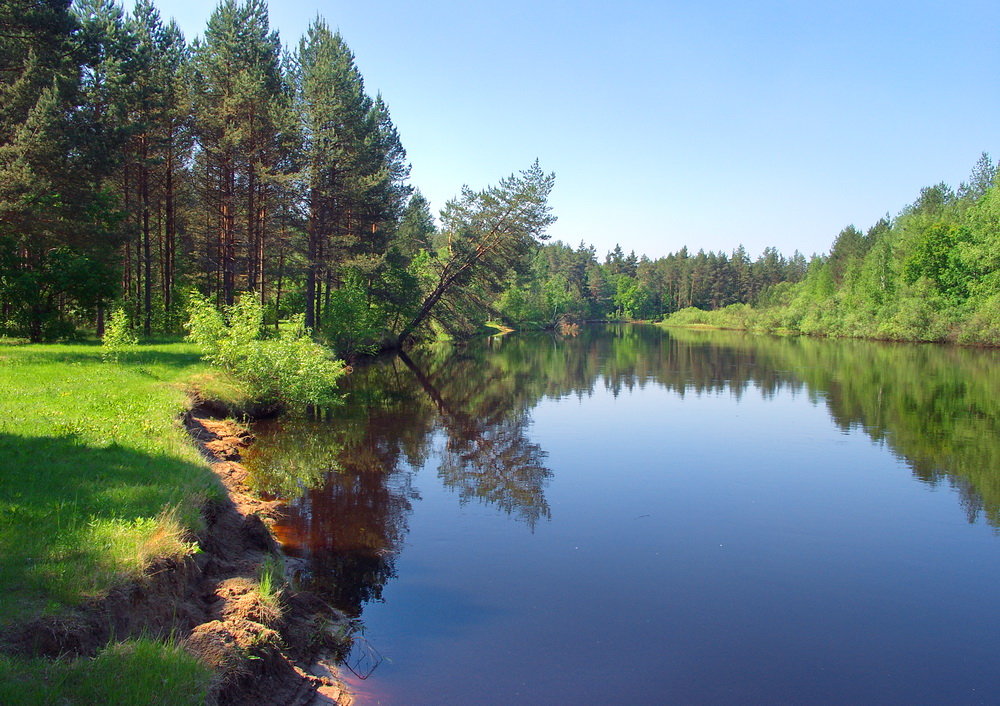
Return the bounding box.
[496,240,807,329]
[612,274,649,319]
[875,279,951,342]
[298,18,411,330]
[102,306,140,361]
[255,553,284,619]
[663,304,759,330]
[496,284,541,323]
[393,189,436,259]
[958,294,1000,345]
[664,155,1000,346]
[1,0,992,355]
[901,223,972,299]
[0,1,125,341]
[396,161,556,343]
[322,272,388,357]
[186,292,345,408]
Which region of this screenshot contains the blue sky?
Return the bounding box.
[147,0,999,260]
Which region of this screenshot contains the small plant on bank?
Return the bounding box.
[255,554,284,622]
[185,292,346,409]
[102,307,139,362]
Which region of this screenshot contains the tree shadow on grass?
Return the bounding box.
[0,433,216,625]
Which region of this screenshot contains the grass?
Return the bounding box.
[0,637,213,706]
[184,370,256,411]
[254,554,284,625]
[0,341,223,622]
[0,341,225,704]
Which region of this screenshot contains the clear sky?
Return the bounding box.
[144,0,999,260]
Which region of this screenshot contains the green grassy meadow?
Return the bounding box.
[0,341,223,703]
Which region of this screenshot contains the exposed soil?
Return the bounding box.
[1,405,354,706]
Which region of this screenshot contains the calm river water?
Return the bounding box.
[245,325,1000,704]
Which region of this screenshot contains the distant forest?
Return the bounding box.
[2,0,996,349]
[664,154,1000,345]
[498,241,807,324]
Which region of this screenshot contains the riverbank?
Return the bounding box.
[179,408,354,705]
[0,342,352,705]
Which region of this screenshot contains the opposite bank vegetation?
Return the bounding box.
[660,155,1000,347]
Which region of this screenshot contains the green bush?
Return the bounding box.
[186,292,345,409]
[957,294,1000,345]
[101,306,139,362]
[322,275,387,357]
[876,279,950,342]
[662,307,712,326]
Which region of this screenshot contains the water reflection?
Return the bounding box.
[245,324,1000,622]
[398,351,552,529]
[245,358,431,616]
[664,328,1000,526]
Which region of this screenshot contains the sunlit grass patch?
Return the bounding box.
[0,342,221,624]
[255,554,284,621]
[184,370,255,411]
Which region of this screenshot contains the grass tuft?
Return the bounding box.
[254,554,285,625]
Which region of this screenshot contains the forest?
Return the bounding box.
[0,0,838,355]
[498,240,807,324]
[3,0,997,354]
[0,0,555,352]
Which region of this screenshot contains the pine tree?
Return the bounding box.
[397,162,555,345]
[297,20,409,327]
[393,189,436,258]
[191,0,285,306]
[0,0,120,339]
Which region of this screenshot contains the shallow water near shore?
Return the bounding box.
[246,324,1000,704]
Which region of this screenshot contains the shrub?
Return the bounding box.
[322,274,386,358]
[101,306,139,362]
[662,307,711,326]
[876,280,950,342]
[957,294,1000,345]
[185,292,345,409]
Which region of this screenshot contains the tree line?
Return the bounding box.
[664,154,1000,345]
[1,0,421,342]
[5,1,991,350]
[495,241,807,324]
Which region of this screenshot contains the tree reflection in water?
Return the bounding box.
[245,346,556,615]
[400,350,551,529]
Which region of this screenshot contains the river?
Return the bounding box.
[244,324,1000,704]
